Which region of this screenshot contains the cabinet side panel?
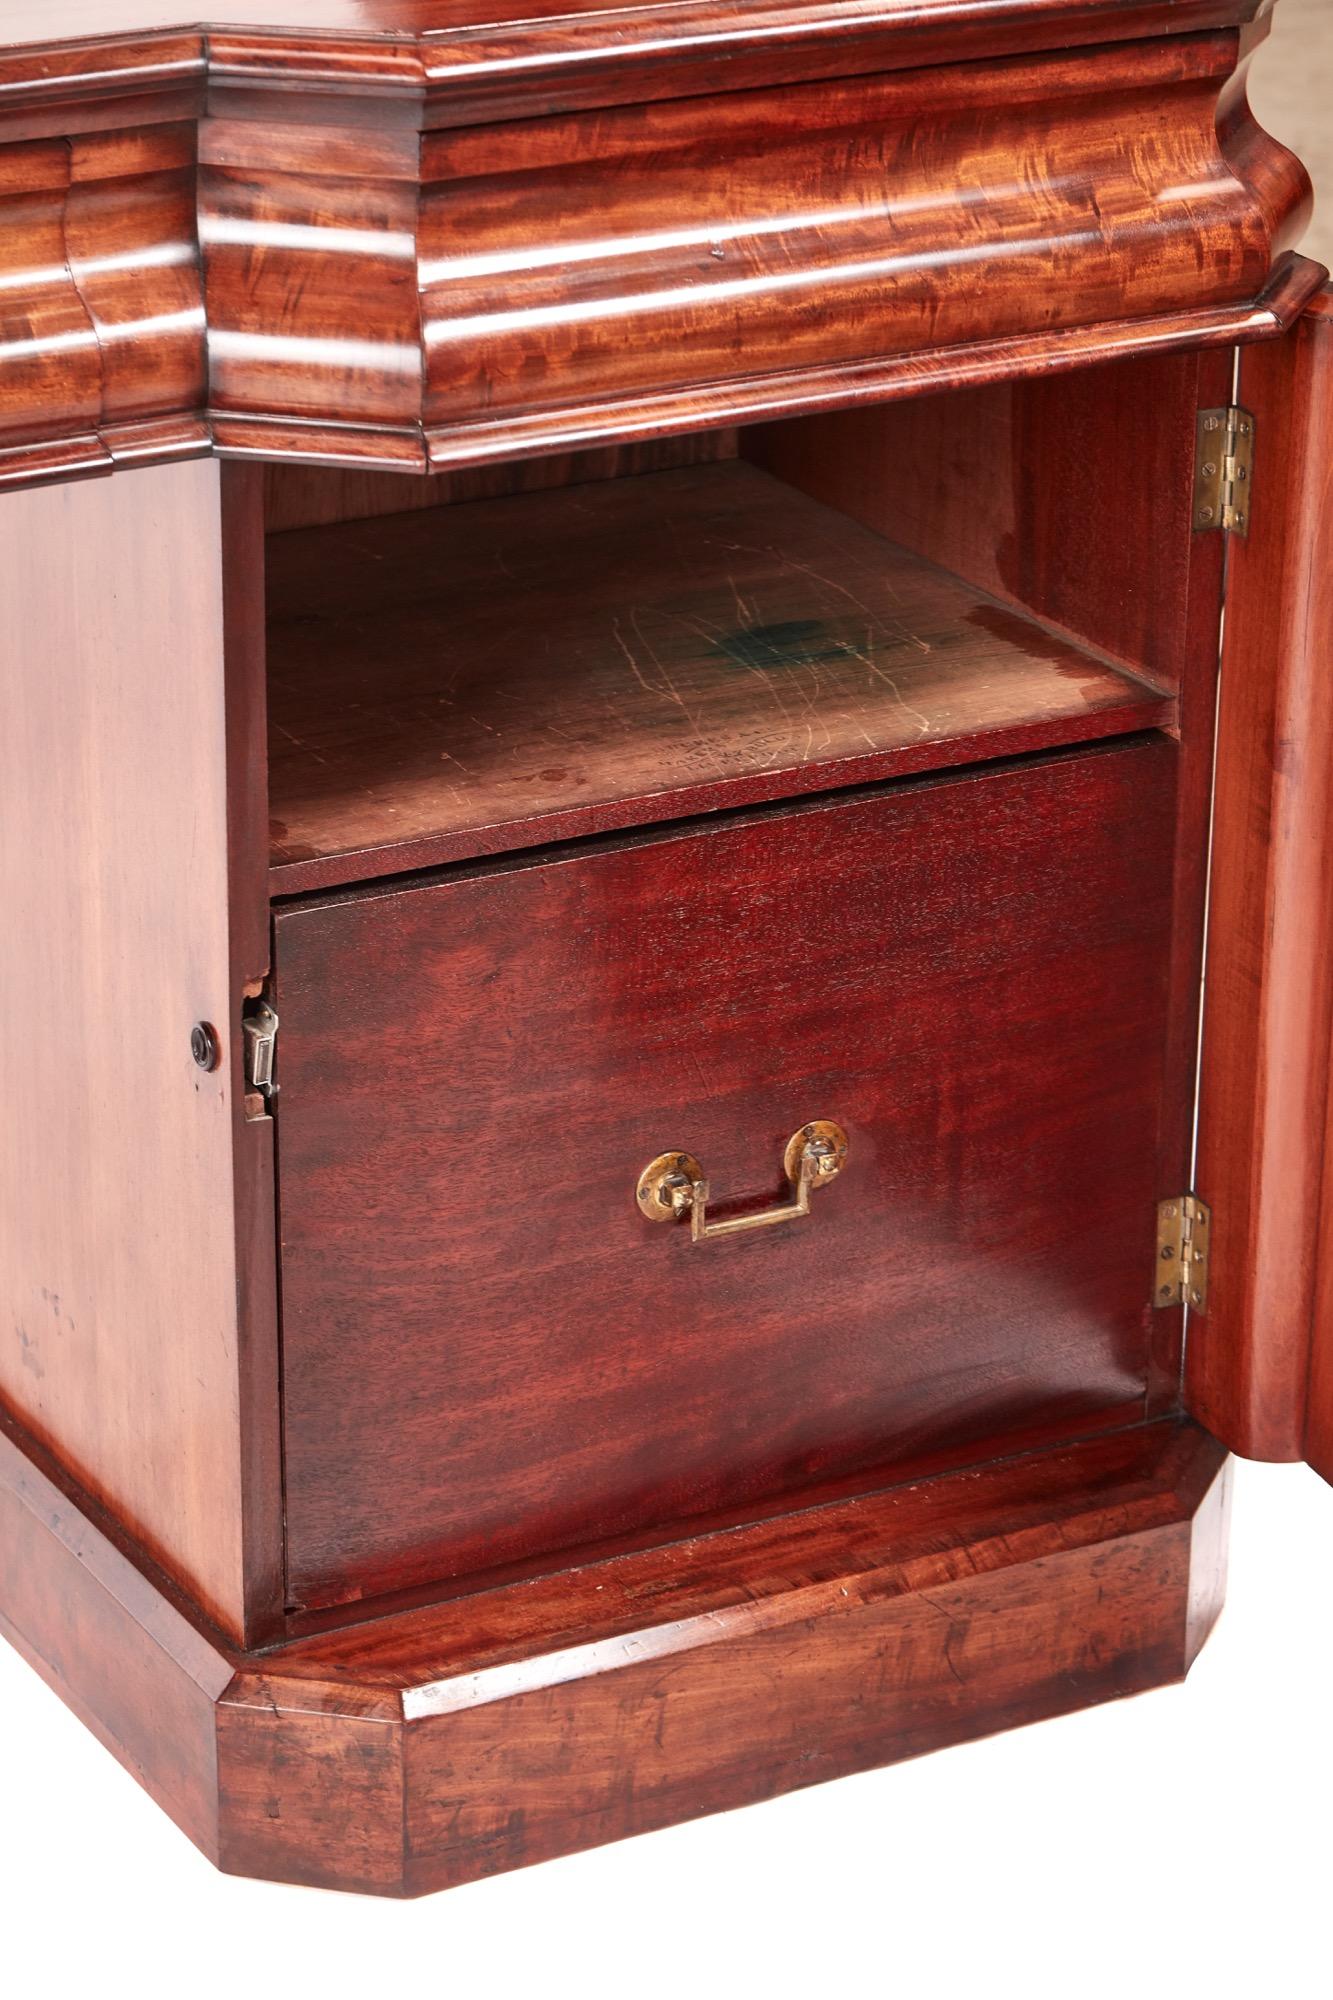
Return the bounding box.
[1191,293,1333,1465]
[0,458,269,1637]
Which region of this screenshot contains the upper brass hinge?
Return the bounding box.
[1155,1194,1212,1313]
[1193,406,1255,536]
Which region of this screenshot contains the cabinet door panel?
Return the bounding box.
[1190,289,1333,1483]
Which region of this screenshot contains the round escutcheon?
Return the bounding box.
[190,1022,221,1072]
[636,1150,704,1222]
[782,1120,849,1188]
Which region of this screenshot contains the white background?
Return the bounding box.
[3,7,1332,1992]
[0,1460,1329,1995]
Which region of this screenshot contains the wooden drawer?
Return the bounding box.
[194,31,1313,475]
[275,737,1177,1612]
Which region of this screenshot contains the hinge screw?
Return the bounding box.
[191,1022,220,1072]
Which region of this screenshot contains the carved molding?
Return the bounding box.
[0,6,1320,488]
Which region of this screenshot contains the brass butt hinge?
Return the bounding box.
[1193,407,1255,536]
[242,998,280,1110]
[1155,1194,1212,1312]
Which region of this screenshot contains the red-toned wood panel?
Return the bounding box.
[747,350,1224,693]
[276,739,1180,1611]
[0,1396,1229,1899]
[0,3,1272,112]
[1191,292,1333,1478]
[0,141,102,450]
[0,120,208,484]
[0,459,278,1642]
[64,123,206,426]
[414,40,1305,453]
[228,1419,1229,1895]
[264,460,1172,893]
[392,1426,1229,1894]
[199,154,422,434]
[0,1414,232,1865]
[749,344,1234,1413]
[0,7,1320,482]
[261,427,737,530]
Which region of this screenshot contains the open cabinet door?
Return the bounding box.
[1189,289,1333,1483]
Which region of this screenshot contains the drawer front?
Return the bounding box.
[276,740,1176,1611]
[196,37,1311,473]
[415,52,1269,444]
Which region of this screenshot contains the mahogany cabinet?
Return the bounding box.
[1,0,1331,1897]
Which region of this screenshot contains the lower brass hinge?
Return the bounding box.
[1155,1195,1212,1312]
[1193,407,1255,536]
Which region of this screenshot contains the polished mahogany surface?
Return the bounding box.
[0,0,1320,486]
[0,459,277,1644]
[0,0,1275,64]
[3,0,1331,1908]
[266,459,1171,891]
[409,42,1298,442]
[275,738,1178,1611]
[0,1398,1230,1895]
[1191,291,1333,1477]
[750,348,1235,1423]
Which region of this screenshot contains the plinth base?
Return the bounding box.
[0,1417,1228,1897]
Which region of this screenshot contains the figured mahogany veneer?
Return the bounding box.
[0,1406,1229,1895]
[0,0,1321,486]
[0,3,1289,121]
[266,459,1172,890]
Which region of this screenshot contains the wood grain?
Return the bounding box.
[385,1423,1229,1896]
[0,4,1276,114]
[0,7,1319,484]
[265,459,1172,891]
[262,430,737,533]
[275,739,1180,1610]
[344,266,1331,476]
[63,123,205,428]
[414,40,1304,455]
[747,351,1221,693]
[0,458,277,1641]
[1191,290,1333,1473]
[0,1410,232,1861]
[0,118,207,486]
[0,1407,1231,1896]
[748,344,1235,1411]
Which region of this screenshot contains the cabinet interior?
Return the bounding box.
[247,342,1232,1614]
[261,348,1216,899]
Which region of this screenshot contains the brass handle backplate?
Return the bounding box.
[636,1122,849,1243]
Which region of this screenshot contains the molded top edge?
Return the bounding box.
[0,0,1269,93]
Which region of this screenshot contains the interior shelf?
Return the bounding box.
[265,459,1173,893]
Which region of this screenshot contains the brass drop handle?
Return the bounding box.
[636,1122,849,1243]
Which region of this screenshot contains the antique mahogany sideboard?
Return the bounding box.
[2,0,1331,1897]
